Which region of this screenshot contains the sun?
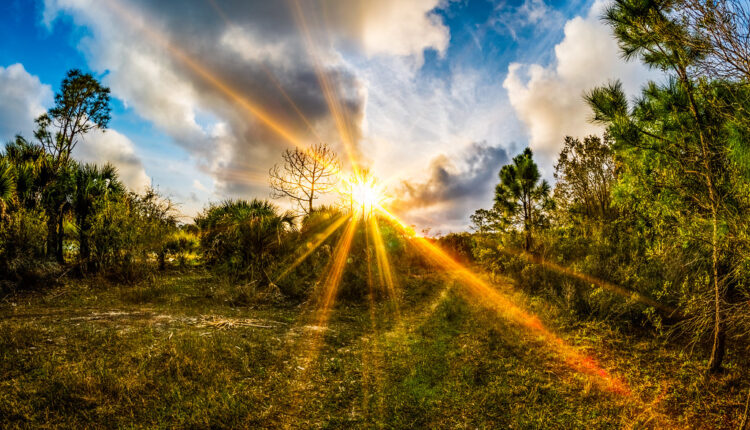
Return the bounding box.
[343,172,387,216]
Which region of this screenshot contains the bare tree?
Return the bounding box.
[679,0,750,81]
[269,143,340,214]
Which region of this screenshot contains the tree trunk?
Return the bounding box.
[46,214,58,261]
[524,229,531,252]
[708,205,725,373]
[78,215,90,272]
[56,211,64,264]
[524,194,532,251]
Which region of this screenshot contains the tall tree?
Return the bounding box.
[269,143,340,214]
[554,134,617,234]
[34,69,111,167]
[31,70,111,263]
[494,148,552,251]
[587,0,749,372]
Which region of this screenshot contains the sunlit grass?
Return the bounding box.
[5,270,740,428]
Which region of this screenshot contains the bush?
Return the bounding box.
[87,189,178,281]
[0,207,57,287]
[195,199,296,285]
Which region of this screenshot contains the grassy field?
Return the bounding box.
[1,269,748,429]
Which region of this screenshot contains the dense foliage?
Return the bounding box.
[0,71,179,290]
[469,0,750,373]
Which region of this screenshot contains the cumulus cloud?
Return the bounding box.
[74,129,151,192]
[392,142,508,233]
[42,0,449,198]
[503,0,656,173]
[0,63,52,142]
[350,0,449,62]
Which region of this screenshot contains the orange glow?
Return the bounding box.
[285,216,359,412]
[204,0,327,144]
[368,216,400,314]
[290,0,361,174]
[376,205,631,396]
[110,0,639,402]
[341,173,388,218]
[316,217,359,327]
[214,167,271,187]
[104,0,311,150]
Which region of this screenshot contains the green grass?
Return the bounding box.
[0,269,747,428]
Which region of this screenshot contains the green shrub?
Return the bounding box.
[195,199,296,285]
[0,207,57,287]
[87,189,178,282]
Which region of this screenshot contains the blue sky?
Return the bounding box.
[0,0,652,231]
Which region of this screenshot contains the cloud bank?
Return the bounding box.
[42,0,449,199]
[393,142,509,233]
[503,0,655,173]
[75,129,151,192]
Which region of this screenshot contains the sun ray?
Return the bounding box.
[316,217,359,327]
[282,216,360,417]
[369,216,400,316]
[214,167,273,187]
[374,204,632,396]
[496,245,679,316]
[274,213,350,283]
[104,0,314,152]
[361,213,378,417]
[204,0,328,145]
[290,0,361,175]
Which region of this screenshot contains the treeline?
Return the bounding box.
[0,70,194,287]
[461,0,750,373]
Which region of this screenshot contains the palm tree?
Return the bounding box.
[73,163,124,268]
[195,199,296,283]
[3,137,48,209]
[494,147,552,251]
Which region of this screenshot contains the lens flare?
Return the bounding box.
[498,246,678,316]
[290,0,361,174]
[316,217,359,328]
[341,173,388,218]
[107,0,666,409]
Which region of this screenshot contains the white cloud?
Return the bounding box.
[75,129,151,192]
[492,0,564,41]
[355,0,449,62]
[41,0,449,200]
[503,0,657,174]
[0,63,53,142]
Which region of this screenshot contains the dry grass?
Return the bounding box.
[0,269,747,428]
